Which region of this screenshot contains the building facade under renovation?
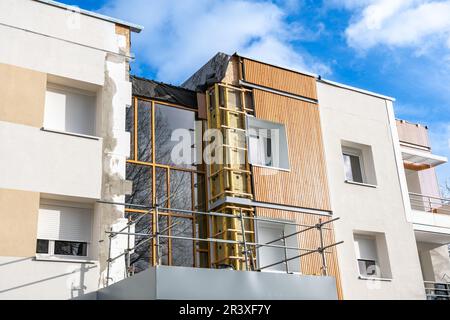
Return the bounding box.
[0,0,450,300]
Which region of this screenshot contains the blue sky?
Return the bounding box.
[59,0,450,187]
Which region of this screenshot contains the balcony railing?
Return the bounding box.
[424,281,450,300]
[98,200,343,287]
[409,193,450,215]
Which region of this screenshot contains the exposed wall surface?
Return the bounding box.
[318,82,425,299]
[251,90,331,211]
[0,63,46,127]
[0,256,99,300]
[0,189,39,257]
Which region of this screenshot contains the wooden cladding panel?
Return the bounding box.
[242,58,317,100]
[252,90,331,211]
[257,208,343,299]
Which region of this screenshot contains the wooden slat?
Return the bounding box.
[242,58,317,100]
[252,89,331,211]
[256,208,343,299]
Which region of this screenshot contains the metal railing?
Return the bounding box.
[99,200,343,287]
[424,281,450,300]
[409,192,450,215]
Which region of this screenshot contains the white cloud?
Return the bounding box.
[333,0,450,52]
[99,0,328,83]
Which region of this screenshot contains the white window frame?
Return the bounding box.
[36,199,93,263]
[246,116,290,171]
[43,83,98,138]
[256,220,301,274]
[354,234,381,278]
[36,239,89,262]
[342,146,366,184]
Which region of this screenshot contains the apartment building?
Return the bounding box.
[396,120,450,297]
[0,0,142,299]
[1,1,449,301]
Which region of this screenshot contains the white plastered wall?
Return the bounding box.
[0,0,120,85]
[317,82,425,299]
[0,256,99,300]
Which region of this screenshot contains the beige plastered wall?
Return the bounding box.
[0,189,40,257]
[0,62,46,128]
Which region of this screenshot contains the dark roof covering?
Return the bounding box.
[182,52,231,91]
[131,75,197,109]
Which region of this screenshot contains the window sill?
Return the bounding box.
[358,275,392,282]
[345,180,378,188]
[35,255,96,264]
[251,164,291,172]
[41,127,101,141]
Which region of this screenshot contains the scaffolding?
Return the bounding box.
[205,83,255,270]
[99,200,343,287]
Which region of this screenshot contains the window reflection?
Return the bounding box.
[125,99,207,270]
[155,104,196,169]
[125,163,152,207]
[170,170,192,211]
[137,100,152,162]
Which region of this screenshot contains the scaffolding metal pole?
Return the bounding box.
[126,216,131,277]
[318,219,328,276]
[106,227,113,287]
[282,229,289,274]
[239,208,250,271]
[155,205,160,266]
[98,200,335,231]
[258,241,344,271]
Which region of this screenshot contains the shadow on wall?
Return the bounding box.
[0,257,98,299]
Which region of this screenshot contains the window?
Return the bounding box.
[341,141,377,185]
[353,233,392,279]
[54,241,87,256]
[125,98,208,271]
[36,239,49,254]
[44,84,96,136]
[358,259,377,277]
[257,221,300,273]
[247,117,289,170]
[36,239,88,257]
[343,149,364,183]
[36,201,92,259]
[354,234,380,277]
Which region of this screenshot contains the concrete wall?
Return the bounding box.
[97,266,338,300]
[0,256,99,300]
[317,82,425,299]
[0,120,102,199]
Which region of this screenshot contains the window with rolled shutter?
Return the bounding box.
[37,203,93,243]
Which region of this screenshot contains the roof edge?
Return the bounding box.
[234,53,396,102]
[34,0,144,33]
[235,53,318,79]
[318,78,396,102]
[131,75,196,93]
